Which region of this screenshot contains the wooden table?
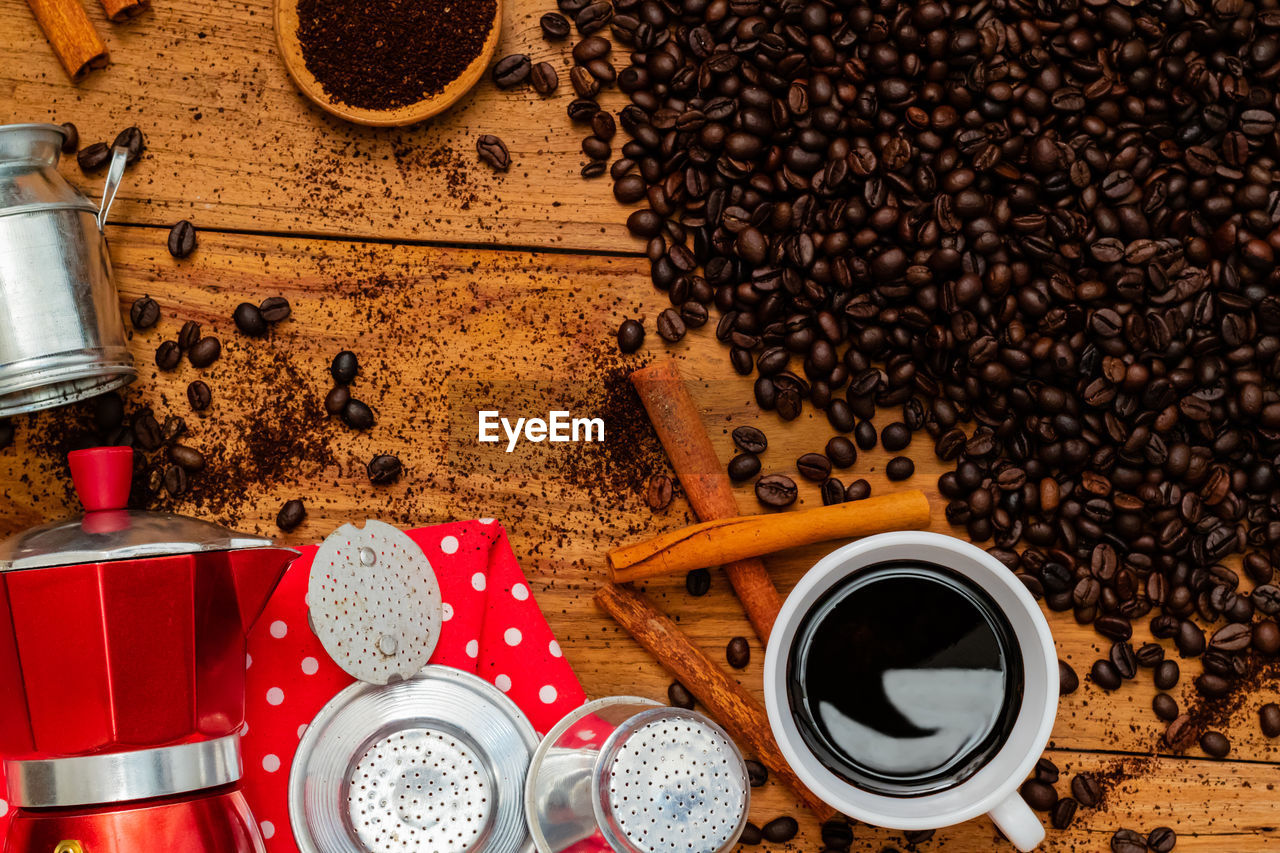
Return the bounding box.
[2,1,1279,849]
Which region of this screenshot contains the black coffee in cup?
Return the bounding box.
[786,561,1024,796]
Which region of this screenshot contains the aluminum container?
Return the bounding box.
[0,123,135,416]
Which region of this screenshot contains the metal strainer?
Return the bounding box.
[290,666,537,853]
[524,697,750,853]
[307,519,442,684]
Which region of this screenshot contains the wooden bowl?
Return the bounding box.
[273,0,502,126]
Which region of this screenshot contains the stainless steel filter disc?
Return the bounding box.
[290,666,538,853]
[308,519,442,684]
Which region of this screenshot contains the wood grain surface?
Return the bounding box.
[2,2,1280,847]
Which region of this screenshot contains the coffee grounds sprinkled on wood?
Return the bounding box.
[296,0,496,110]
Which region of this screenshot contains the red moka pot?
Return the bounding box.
[0,446,298,760]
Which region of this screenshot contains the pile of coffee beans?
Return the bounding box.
[529,0,1280,756]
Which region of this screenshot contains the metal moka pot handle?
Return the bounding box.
[96,145,128,231]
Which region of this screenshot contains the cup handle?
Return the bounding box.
[987,791,1045,851]
[96,145,128,231]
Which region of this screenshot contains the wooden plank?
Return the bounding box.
[0,228,1275,849]
[0,0,637,251]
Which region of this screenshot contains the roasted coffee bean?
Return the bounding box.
[646,473,674,510]
[1135,643,1165,667]
[853,420,877,451]
[1153,693,1179,721]
[732,426,767,454]
[77,142,111,172]
[756,474,797,508]
[1059,659,1079,695]
[1260,703,1280,737]
[726,636,750,669]
[617,319,644,353]
[324,386,350,416]
[820,818,852,849]
[820,477,845,506]
[1147,827,1177,853]
[540,11,570,38]
[728,453,761,482]
[477,134,512,171]
[186,380,211,412]
[59,122,78,153]
[167,220,197,258]
[169,444,204,471]
[112,126,144,163]
[134,410,162,451]
[163,464,187,497]
[738,823,761,845]
[491,54,531,87]
[155,340,181,370]
[746,760,768,788]
[796,452,831,481]
[1034,757,1059,784]
[582,136,610,160]
[761,817,798,843]
[233,302,267,336]
[881,422,911,452]
[130,296,160,329]
[886,456,915,481]
[1175,621,1206,657]
[1254,621,1280,654]
[845,479,871,501]
[341,398,375,430]
[1155,660,1180,690]
[276,499,305,531]
[259,296,291,323]
[1200,730,1231,757]
[188,336,221,368]
[331,350,359,384]
[1210,623,1252,652]
[1110,642,1138,679]
[1020,779,1056,812]
[366,454,403,484]
[1071,772,1101,807]
[530,62,559,95]
[1050,797,1077,830]
[667,680,695,709]
[1110,829,1146,853]
[903,830,935,845]
[825,436,856,468]
[178,320,202,350]
[685,568,710,597]
[1091,659,1122,690]
[656,308,686,342]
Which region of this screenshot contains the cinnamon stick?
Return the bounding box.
[631,359,782,642]
[610,489,931,583]
[596,582,836,821]
[99,0,149,22]
[27,0,109,81]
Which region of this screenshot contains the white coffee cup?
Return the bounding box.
[764,531,1058,851]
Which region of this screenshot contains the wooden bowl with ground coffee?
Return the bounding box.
[274,0,501,125]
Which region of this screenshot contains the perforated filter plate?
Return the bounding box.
[308,520,442,684]
[290,666,538,853]
[595,709,749,853]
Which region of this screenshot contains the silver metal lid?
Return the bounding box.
[307,520,442,685]
[290,666,537,853]
[4,734,242,808]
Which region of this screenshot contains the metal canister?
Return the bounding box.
[0,123,135,417]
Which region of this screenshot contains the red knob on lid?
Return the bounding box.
[68,446,135,512]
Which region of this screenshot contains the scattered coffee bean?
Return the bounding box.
[656,308,686,342]
[685,568,710,597]
[617,319,644,353]
[491,54,530,87]
[820,477,845,506]
[761,817,798,844]
[1110,642,1137,680]
[155,340,181,370]
[540,11,570,38]
[1253,620,1280,654]
[341,398,375,430]
[755,474,797,508]
[881,422,910,452]
[366,454,402,485]
[276,499,305,531]
[824,436,856,469]
[732,426,767,454]
[1261,703,1280,738]
[1091,659,1122,691]
[903,829,935,844]
[728,453,761,482]
[59,122,78,153]
[738,823,761,845]
[330,351,359,385]
[1165,714,1196,751]
[259,296,291,323]
[797,452,831,482]
[233,303,267,336]
[1147,827,1177,852]
[186,380,211,411]
[1111,829,1146,853]
[324,386,350,416]
[111,126,144,163]
[134,410,162,451]
[845,479,871,501]
[1154,660,1180,690]
[167,220,197,258]
[1175,621,1206,658]
[666,680,694,710]
[853,420,877,451]
[1034,757,1058,785]
[1071,772,1101,808]
[163,464,187,497]
[188,337,221,368]
[746,760,768,788]
[726,636,749,669]
[169,444,205,472]
[885,456,915,481]
[77,142,110,171]
[1059,660,1079,695]
[1153,693,1179,722]
[1200,730,1231,758]
[1135,643,1165,667]
[477,134,511,171]
[130,296,160,329]
[1050,797,1077,830]
[530,61,559,95]
[1020,779,1057,812]
[178,320,202,351]
[646,473,673,510]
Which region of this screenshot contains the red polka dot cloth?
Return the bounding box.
[0,520,587,850]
